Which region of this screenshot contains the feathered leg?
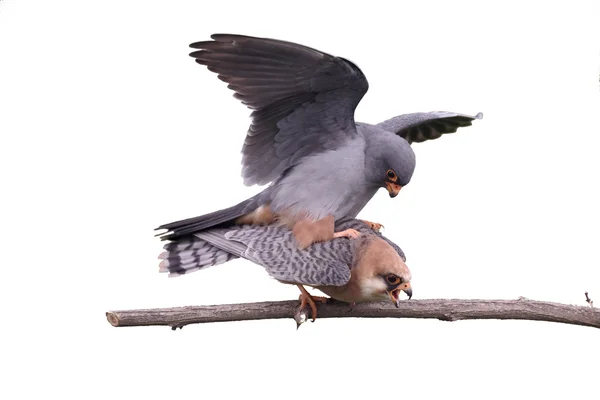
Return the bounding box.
[237,207,361,249]
[292,216,360,249]
[234,204,276,225]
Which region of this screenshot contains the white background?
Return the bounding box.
[1,1,599,398]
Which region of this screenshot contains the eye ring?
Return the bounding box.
[386,169,397,180]
[386,274,400,285]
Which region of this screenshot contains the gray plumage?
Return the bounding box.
[156,34,481,240]
[159,219,406,287]
[190,34,368,187]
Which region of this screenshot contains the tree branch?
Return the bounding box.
[106,298,600,330]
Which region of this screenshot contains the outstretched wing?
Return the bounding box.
[377,111,483,144]
[189,34,369,186]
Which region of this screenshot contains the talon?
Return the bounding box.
[294,308,308,329]
[360,220,384,232]
[297,285,328,322]
[333,228,361,240]
[372,222,384,231]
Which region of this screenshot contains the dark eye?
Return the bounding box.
[386,169,397,180]
[386,274,400,285]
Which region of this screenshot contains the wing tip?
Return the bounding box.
[189,34,233,47]
[189,40,210,50]
[475,112,484,120]
[189,36,233,52]
[210,33,236,41]
[189,49,218,65]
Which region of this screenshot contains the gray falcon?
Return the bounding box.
[156,34,482,248]
[159,219,412,321]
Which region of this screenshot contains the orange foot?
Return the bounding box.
[333,228,361,240]
[297,285,328,322]
[360,220,384,232]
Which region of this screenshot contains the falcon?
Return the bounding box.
[159,219,412,321]
[156,34,482,248]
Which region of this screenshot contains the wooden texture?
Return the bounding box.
[106,298,600,329]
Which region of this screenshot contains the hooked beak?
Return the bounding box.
[385,182,402,198]
[388,282,412,307]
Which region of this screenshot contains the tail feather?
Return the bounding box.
[162,243,216,261]
[194,230,249,259]
[158,235,238,277]
[159,250,232,270]
[155,190,269,241]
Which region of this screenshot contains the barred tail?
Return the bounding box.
[158,235,238,277]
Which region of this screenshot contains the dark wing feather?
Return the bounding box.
[189,34,369,186]
[377,111,483,144]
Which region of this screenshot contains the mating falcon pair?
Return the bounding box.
[156,34,481,320]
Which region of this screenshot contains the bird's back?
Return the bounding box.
[159,219,406,286]
[268,135,377,221]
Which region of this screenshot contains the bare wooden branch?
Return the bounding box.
[106,298,600,330]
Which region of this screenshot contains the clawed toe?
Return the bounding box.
[296,285,328,323]
[333,228,361,240]
[360,220,384,232]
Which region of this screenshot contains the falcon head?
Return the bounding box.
[364,131,416,198]
[353,236,412,306]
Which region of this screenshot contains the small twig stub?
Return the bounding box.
[585,292,594,308]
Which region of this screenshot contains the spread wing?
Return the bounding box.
[377,111,483,144]
[189,34,369,186]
